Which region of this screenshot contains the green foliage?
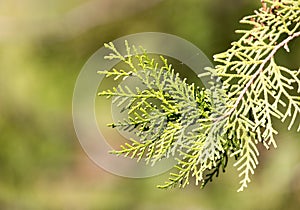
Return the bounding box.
[99,41,213,167]
[98,0,300,192]
[206,0,300,191]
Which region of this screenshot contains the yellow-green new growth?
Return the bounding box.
[98,0,300,192]
[207,0,300,191]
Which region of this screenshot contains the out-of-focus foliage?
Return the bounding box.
[0,0,300,209]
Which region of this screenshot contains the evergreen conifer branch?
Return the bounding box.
[98,0,300,192]
[206,0,300,191]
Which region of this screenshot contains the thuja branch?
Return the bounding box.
[216,31,300,122]
[208,0,300,191]
[98,0,300,192]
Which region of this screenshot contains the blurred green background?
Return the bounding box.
[1,0,300,209]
